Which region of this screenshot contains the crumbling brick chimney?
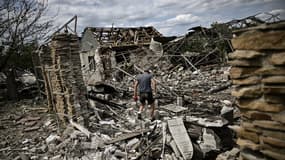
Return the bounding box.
[40,34,88,125]
[229,21,285,160]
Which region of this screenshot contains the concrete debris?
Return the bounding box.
[199,128,221,158]
[220,106,234,124]
[216,147,240,160]
[160,104,187,114]
[45,134,60,144]
[18,73,37,86]
[2,13,284,160]
[0,70,38,100]
[168,118,193,160]
[0,61,237,160]
[2,19,252,159]
[186,116,228,127]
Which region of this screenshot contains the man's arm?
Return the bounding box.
[151,79,157,95]
[134,80,138,97]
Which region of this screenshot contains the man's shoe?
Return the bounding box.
[137,112,142,120]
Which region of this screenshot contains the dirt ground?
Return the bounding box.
[0,99,57,159]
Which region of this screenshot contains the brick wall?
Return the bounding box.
[229,22,285,160]
[40,33,87,125]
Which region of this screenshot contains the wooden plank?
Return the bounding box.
[106,129,151,144]
[24,126,40,132]
[168,118,193,160]
[44,68,54,111]
[37,79,45,82]
[40,90,47,96]
[160,104,187,113]
[135,134,162,160]
[70,119,91,138]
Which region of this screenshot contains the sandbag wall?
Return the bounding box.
[41,33,87,125]
[229,22,285,160]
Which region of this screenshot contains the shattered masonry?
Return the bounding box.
[40,34,88,124]
[33,25,237,159]
[2,13,285,160]
[80,26,162,85]
[229,21,285,160]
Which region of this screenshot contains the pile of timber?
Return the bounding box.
[229,21,285,160]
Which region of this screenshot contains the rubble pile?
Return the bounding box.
[85,63,237,159]
[109,61,234,117]
[0,100,54,160]
[0,96,237,160]
[0,61,238,159]
[0,70,38,100]
[161,25,232,69]
[2,14,285,160]
[229,22,285,159]
[16,71,38,98]
[2,25,245,160]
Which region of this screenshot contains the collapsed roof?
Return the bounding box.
[224,12,281,30]
[82,26,162,47]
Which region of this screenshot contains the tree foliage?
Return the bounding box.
[0,0,53,71]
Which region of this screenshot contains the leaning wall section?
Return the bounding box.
[40,33,88,125]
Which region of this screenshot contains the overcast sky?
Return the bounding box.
[46,0,285,36]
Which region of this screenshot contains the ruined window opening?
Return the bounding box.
[88,56,95,71]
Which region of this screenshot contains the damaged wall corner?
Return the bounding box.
[79,26,163,86]
[149,37,163,56]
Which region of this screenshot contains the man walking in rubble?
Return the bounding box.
[133,69,156,120]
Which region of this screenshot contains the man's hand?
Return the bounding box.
[133,80,138,101]
[133,95,138,101]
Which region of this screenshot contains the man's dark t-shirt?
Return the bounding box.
[136,73,152,93]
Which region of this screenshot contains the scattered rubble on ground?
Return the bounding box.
[3,14,283,160]
[1,23,239,160]
[0,61,238,159]
[0,70,38,100]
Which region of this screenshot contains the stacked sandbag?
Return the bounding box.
[229,22,285,160]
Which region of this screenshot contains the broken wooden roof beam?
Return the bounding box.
[87,92,127,109]
[134,134,162,160]
[105,129,151,144]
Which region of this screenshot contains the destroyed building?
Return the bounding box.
[1,21,238,160]
[1,13,284,160]
[79,26,162,85]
